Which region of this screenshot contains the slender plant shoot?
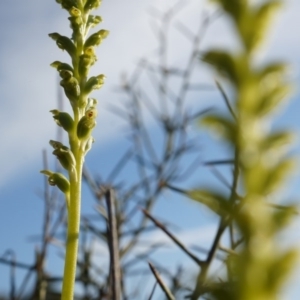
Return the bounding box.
[41,0,108,299]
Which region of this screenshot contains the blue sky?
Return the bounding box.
[1,0,300,298]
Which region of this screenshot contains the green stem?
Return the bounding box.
[61,6,86,296]
[61,151,83,299]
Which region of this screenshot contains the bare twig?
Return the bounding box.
[148,262,175,300]
[141,209,204,267]
[215,80,236,121]
[105,188,121,300]
[147,281,158,300]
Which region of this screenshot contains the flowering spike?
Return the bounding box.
[48,0,108,297]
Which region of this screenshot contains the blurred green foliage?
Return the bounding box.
[187,0,298,299]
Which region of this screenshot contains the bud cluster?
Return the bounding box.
[41,0,109,192]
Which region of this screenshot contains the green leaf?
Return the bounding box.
[200,114,236,144]
[202,50,242,87]
[258,63,287,80]
[251,1,282,51]
[209,0,246,22]
[236,1,281,53]
[267,250,297,292]
[260,131,294,153]
[263,157,296,194]
[187,189,231,216]
[271,205,297,232]
[257,83,292,116]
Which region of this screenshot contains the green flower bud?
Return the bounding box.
[84,74,105,94]
[49,33,75,58]
[77,108,97,139]
[99,29,109,39]
[49,140,64,150]
[56,0,78,11]
[87,15,102,29]
[86,46,96,56]
[85,106,98,119]
[68,7,83,37]
[69,6,81,17]
[77,97,88,109]
[49,140,77,176]
[59,70,73,80]
[50,61,74,73]
[60,74,80,103]
[79,47,97,77]
[84,29,109,49]
[84,0,102,11]
[40,170,70,194]
[50,110,74,132]
[84,33,102,49]
[69,17,83,37]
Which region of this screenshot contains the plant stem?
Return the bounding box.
[61,151,83,299]
[46,3,108,298]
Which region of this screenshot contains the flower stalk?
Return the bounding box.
[41,1,108,299]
